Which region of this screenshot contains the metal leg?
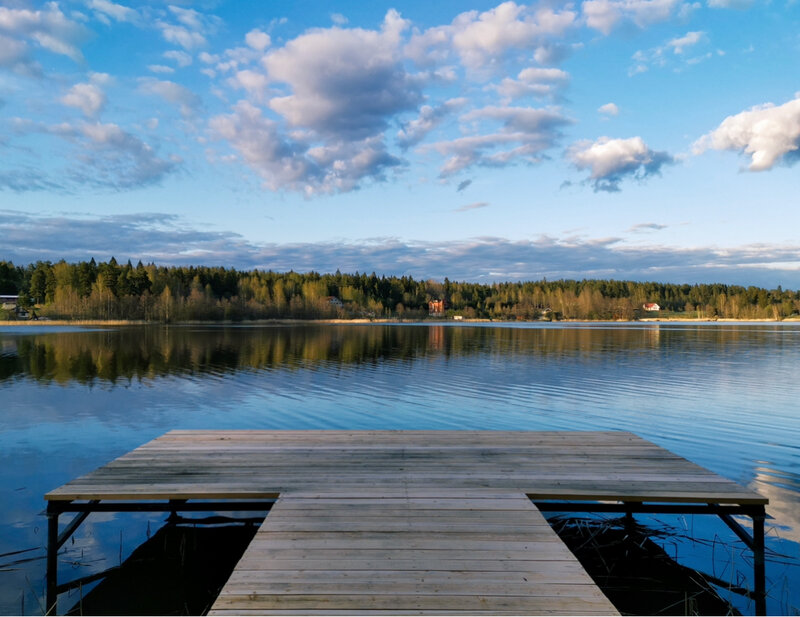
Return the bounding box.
[45,506,59,615]
[753,508,766,616]
[624,504,634,533]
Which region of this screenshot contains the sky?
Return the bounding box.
[1,0,799,287]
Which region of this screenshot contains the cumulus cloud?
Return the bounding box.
[396,98,467,148]
[0,3,89,63]
[0,32,37,74]
[138,79,201,118]
[406,2,577,71]
[60,74,110,117]
[568,136,673,191]
[3,212,799,288]
[208,10,430,194]
[598,102,619,116]
[210,101,401,195]
[227,69,271,102]
[491,67,570,101]
[245,28,270,51]
[425,105,571,176]
[263,10,420,140]
[693,94,800,171]
[163,50,192,67]
[582,0,684,35]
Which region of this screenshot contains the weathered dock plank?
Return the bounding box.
[46,430,768,615]
[208,492,618,615]
[46,430,767,504]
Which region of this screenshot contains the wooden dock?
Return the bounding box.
[45,430,769,615]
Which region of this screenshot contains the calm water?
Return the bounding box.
[1,323,799,614]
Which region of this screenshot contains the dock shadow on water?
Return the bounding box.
[64,521,261,616]
[547,515,740,616]
[66,514,742,616]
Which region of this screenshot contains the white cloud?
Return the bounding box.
[707,0,754,7]
[148,64,175,74]
[263,10,420,140]
[631,29,710,73]
[425,105,571,176]
[598,102,619,116]
[492,67,570,101]
[227,69,270,102]
[582,0,684,35]
[667,30,705,54]
[86,0,138,24]
[693,94,800,171]
[568,136,673,191]
[331,13,348,26]
[406,2,577,71]
[168,6,205,31]
[159,23,205,50]
[163,50,192,67]
[245,28,270,51]
[533,43,572,66]
[210,101,402,196]
[0,4,89,63]
[396,98,467,148]
[0,32,34,74]
[60,81,106,117]
[138,79,201,118]
[156,7,220,51]
[210,101,315,192]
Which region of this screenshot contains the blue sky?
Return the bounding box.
[1,0,799,287]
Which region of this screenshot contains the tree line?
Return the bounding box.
[1,259,798,321]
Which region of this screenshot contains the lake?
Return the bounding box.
[1,322,798,614]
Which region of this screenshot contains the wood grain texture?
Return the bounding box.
[46,430,766,504]
[208,493,619,615]
[46,430,767,615]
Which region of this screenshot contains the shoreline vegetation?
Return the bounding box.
[2,316,800,327]
[2,258,799,323]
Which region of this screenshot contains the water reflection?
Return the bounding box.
[2,323,796,385]
[0,323,799,615]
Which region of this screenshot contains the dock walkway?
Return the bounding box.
[45,431,768,615]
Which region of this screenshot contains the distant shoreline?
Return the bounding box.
[2,317,799,327]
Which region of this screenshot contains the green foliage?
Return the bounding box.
[4,258,798,322]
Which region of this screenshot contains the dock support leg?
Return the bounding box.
[753,508,766,616]
[46,506,59,615]
[624,504,634,533]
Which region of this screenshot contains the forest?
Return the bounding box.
[1,258,798,322]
